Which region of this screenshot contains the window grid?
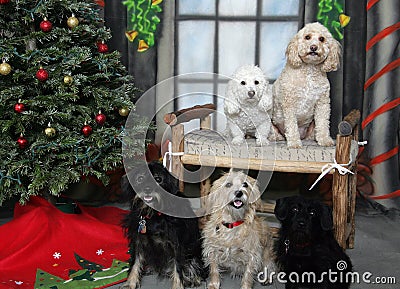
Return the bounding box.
[174,0,301,121]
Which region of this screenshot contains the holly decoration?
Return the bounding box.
[82,124,93,136]
[123,0,163,52]
[0,0,10,4]
[67,14,79,29]
[36,67,49,82]
[17,135,29,149]
[95,111,106,125]
[40,18,53,32]
[0,61,12,76]
[118,107,129,117]
[97,42,108,53]
[14,101,26,113]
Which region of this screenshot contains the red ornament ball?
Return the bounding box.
[97,42,108,53]
[0,0,10,4]
[95,112,106,125]
[17,136,29,149]
[14,103,26,113]
[82,124,93,136]
[36,67,49,82]
[40,18,53,32]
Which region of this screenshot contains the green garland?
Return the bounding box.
[123,0,163,52]
[317,0,350,40]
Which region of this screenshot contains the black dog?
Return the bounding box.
[274,196,352,289]
[121,161,204,289]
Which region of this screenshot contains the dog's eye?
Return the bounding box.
[154,176,163,183]
[319,36,325,42]
[254,80,259,85]
[309,209,316,216]
[292,207,299,213]
[225,182,232,188]
[136,175,144,183]
[240,81,246,85]
[242,182,248,188]
[305,35,311,40]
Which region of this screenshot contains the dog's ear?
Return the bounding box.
[286,35,303,68]
[274,197,290,221]
[321,37,341,72]
[320,203,334,231]
[224,80,241,115]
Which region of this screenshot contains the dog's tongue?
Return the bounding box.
[234,200,243,208]
[144,196,153,202]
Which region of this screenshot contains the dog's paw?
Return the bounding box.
[208,284,220,289]
[119,283,136,289]
[231,136,244,145]
[317,136,334,147]
[286,139,302,148]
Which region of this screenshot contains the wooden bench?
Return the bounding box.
[164,104,360,249]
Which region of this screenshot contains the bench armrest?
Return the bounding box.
[164,103,216,126]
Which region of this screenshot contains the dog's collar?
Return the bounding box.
[284,239,311,254]
[141,211,162,219]
[222,220,244,229]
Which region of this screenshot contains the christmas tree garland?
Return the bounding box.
[123,0,163,52]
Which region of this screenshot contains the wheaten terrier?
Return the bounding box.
[202,170,275,289]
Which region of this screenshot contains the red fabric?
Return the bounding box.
[0,196,130,289]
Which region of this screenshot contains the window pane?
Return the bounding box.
[176,82,214,131]
[260,22,298,80]
[178,0,215,15]
[218,22,256,76]
[262,0,299,16]
[219,0,257,16]
[216,82,228,132]
[178,21,215,74]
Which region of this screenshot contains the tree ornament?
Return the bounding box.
[0,60,12,76]
[82,123,93,136]
[95,111,106,125]
[118,107,130,116]
[63,75,73,85]
[36,67,49,82]
[40,18,53,32]
[97,41,108,53]
[44,123,56,137]
[67,14,79,29]
[14,101,26,113]
[0,0,10,4]
[17,135,29,149]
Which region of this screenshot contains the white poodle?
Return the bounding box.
[272,22,341,148]
[224,64,273,146]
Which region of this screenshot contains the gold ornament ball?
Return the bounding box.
[63,75,73,85]
[0,62,12,76]
[44,127,56,137]
[67,15,79,28]
[119,107,130,116]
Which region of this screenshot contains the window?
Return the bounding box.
[155,1,302,140]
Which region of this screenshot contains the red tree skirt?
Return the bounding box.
[0,196,130,289]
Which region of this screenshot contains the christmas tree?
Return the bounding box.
[0,0,148,204]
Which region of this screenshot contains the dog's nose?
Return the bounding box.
[297,219,306,227]
[234,191,243,198]
[248,90,255,98]
[144,187,152,193]
[310,45,318,52]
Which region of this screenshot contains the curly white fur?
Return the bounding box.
[272,22,341,148]
[224,65,273,146]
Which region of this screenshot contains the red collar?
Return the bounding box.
[222,220,244,229]
[142,212,162,219]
